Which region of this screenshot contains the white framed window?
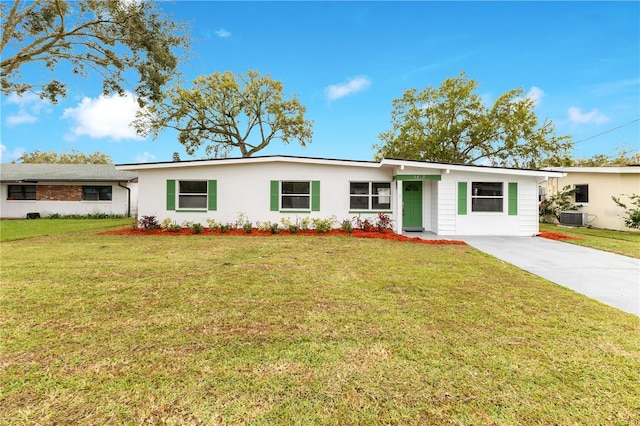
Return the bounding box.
[178,180,207,209]
[350,182,391,210]
[471,182,503,212]
[281,181,310,209]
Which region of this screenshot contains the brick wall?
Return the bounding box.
[36,185,82,201]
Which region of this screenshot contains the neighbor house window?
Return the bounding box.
[8,185,36,200]
[350,182,391,210]
[82,186,112,201]
[178,180,207,209]
[281,181,310,209]
[471,182,503,212]
[574,184,589,203]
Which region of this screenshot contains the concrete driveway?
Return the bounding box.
[456,236,640,316]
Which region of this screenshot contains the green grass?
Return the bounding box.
[540,222,640,258]
[1,222,639,424]
[0,217,133,242]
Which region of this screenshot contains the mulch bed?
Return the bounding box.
[538,231,583,241]
[98,227,467,245]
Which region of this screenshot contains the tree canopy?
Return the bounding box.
[373,72,573,168]
[134,70,313,158]
[569,145,640,167]
[1,0,189,104]
[14,149,112,164]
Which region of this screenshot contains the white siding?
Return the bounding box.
[137,161,396,227]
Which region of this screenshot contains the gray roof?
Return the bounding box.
[0,164,137,182]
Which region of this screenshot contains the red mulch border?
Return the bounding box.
[538,231,583,241]
[98,227,467,245]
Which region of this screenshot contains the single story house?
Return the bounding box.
[117,156,563,236]
[0,164,138,219]
[540,166,640,231]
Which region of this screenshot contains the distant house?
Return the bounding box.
[540,166,640,231]
[0,164,138,219]
[117,155,563,236]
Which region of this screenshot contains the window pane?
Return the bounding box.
[350,182,369,195]
[472,198,503,212]
[350,196,369,209]
[8,185,36,200]
[83,186,112,201]
[282,196,309,209]
[372,197,391,210]
[179,195,207,209]
[575,185,589,203]
[180,181,207,194]
[472,182,503,197]
[282,182,310,195]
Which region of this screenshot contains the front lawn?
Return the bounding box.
[539,223,640,258]
[0,217,133,242]
[1,226,639,424]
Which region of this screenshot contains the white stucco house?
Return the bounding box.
[540,166,640,231]
[116,155,563,236]
[0,164,138,218]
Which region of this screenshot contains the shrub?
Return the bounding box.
[206,218,221,231]
[299,216,312,231]
[234,212,248,230]
[257,221,272,232]
[354,215,374,232]
[243,221,253,233]
[270,223,281,234]
[189,222,203,234]
[612,194,640,229]
[375,212,393,233]
[220,224,230,233]
[341,218,353,233]
[280,217,300,234]
[313,216,336,233]
[138,215,161,231]
[539,185,578,222]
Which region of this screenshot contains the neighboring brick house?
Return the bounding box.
[540,166,640,231]
[0,164,138,218]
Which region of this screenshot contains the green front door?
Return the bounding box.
[403,181,423,230]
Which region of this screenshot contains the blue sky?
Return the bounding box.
[1,1,638,165]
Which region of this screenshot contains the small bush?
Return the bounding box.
[341,218,353,233]
[270,223,281,234]
[243,221,253,233]
[299,216,312,231]
[234,212,248,230]
[280,217,300,234]
[220,224,230,233]
[189,222,203,234]
[313,216,336,233]
[257,221,272,232]
[138,215,161,231]
[206,218,221,231]
[375,212,393,233]
[354,215,374,232]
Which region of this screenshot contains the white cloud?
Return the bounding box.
[136,151,156,163]
[62,92,144,140]
[216,29,231,38]
[4,92,49,126]
[0,144,25,162]
[567,107,610,125]
[526,86,545,107]
[325,76,372,101]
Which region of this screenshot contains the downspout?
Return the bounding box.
[118,182,131,218]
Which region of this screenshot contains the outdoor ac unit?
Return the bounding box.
[559,211,587,226]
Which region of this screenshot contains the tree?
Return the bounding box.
[134,70,313,158]
[373,72,572,168]
[1,0,189,104]
[14,149,112,164]
[570,145,640,166]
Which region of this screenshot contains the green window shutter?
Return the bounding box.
[166,180,176,211]
[270,180,279,211]
[457,182,467,215]
[207,180,217,211]
[311,180,320,211]
[508,182,518,215]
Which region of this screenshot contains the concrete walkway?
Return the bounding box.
[407,232,640,316]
